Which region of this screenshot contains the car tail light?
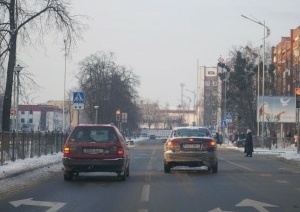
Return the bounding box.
[63,147,70,156]
[167,140,180,147]
[117,148,124,157]
[202,140,217,150]
[166,140,180,151]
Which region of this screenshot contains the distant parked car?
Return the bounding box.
[163,126,218,174]
[62,124,130,181]
[149,134,156,139]
[161,137,167,143]
[233,139,246,148]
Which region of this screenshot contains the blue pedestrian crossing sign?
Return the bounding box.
[73,91,85,109]
[225,112,233,119]
[221,119,227,128]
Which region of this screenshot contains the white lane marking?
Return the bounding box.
[279,167,300,174]
[220,157,255,172]
[236,198,278,212]
[140,184,150,202]
[138,149,156,211]
[145,171,151,182]
[259,173,272,177]
[275,180,289,184]
[10,198,66,212]
[152,149,156,155]
[147,158,153,170]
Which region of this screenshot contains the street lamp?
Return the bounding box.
[241,14,271,142]
[186,88,196,125]
[63,39,67,133]
[94,105,99,124]
[14,64,23,132]
[180,83,185,124]
[217,63,229,142]
[244,45,263,136]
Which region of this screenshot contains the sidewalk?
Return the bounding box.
[223,140,300,162]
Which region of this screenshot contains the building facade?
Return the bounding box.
[17,104,64,132]
[271,26,300,136]
[11,101,71,132]
[199,66,220,132]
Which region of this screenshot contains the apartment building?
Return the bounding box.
[199,66,220,132]
[272,26,300,135]
[272,26,300,95]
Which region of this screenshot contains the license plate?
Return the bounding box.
[83,148,104,154]
[183,144,200,148]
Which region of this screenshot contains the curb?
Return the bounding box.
[0,160,62,181]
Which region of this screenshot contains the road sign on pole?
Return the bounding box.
[221,119,227,128]
[225,112,233,119]
[73,91,85,109]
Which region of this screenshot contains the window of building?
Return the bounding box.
[29,119,33,123]
[212,81,218,86]
[205,80,210,86]
[29,110,33,114]
[212,91,218,96]
[21,118,25,123]
[21,111,25,114]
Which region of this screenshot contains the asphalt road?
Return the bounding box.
[1,139,300,212]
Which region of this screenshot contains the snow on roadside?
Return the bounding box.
[0,153,63,198]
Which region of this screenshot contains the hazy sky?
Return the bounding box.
[19,0,300,107]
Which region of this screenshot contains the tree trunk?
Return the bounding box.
[2,34,17,131]
[2,0,17,131]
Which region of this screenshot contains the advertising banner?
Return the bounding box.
[257,96,296,123]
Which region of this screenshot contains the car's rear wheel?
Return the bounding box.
[164,162,171,173]
[64,170,73,181]
[118,170,126,181]
[211,162,218,173]
[126,164,130,177]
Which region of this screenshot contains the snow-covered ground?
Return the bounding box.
[1,138,300,198]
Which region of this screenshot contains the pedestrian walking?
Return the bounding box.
[244,129,253,157]
[286,131,292,146]
[272,131,277,147]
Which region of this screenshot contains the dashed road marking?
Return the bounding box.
[220,157,255,172]
[140,184,150,202]
[138,149,156,211]
[275,180,289,184]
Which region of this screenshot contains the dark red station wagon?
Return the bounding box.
[62,124,130,181]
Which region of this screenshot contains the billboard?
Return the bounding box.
[257,96,296,123]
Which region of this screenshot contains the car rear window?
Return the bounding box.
[173,128,211,137]
[70,127,117,142]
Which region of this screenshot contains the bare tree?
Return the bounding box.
[76,52,140,131]
[0,0,84,131]
[139,100,161,129]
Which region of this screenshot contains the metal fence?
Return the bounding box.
[0,131,68,165]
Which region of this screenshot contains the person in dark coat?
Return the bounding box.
[215,132,221,145]
[244,129,253,157]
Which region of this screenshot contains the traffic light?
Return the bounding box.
[296,88,300,109]
[10,108,15,116]
[116,109,121,121]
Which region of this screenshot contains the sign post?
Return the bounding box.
[73,91,85,125]
[116,109,121,130]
